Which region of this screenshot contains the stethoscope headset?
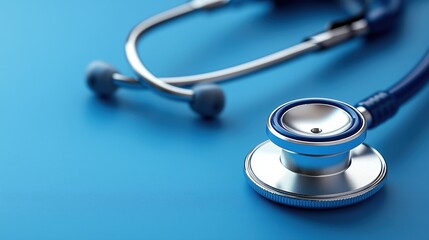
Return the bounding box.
[86,0,429,208]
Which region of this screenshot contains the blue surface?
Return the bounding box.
[1,1,429,239]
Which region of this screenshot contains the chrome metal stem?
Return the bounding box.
[357,105,373,128]
[281,150,351,176]
[112,73,142,88]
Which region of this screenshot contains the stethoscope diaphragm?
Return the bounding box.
[244,98,387,208]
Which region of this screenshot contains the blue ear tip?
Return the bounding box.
[190,84,225,118]
[86,61,118,97]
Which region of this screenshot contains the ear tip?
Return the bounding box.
[86,61,118,97]
[190,84,225,118]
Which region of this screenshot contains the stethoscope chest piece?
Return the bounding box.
[244,98,387,208]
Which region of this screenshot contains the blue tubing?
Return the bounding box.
[357,50,429,128]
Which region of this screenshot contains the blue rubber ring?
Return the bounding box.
[269,99,364,142]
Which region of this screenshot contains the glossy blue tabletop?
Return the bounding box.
[1,1,429,239]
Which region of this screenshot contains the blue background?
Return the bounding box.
[1,0,429,239]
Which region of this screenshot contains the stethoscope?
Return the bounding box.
[245,50,429,208]
[86,0,429,208]
[86,0,402,118]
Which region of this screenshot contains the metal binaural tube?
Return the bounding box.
[123,0,370,95]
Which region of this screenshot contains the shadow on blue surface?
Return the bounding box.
[84,94,226,130]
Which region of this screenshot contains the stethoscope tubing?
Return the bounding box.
[357,50,429,129]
